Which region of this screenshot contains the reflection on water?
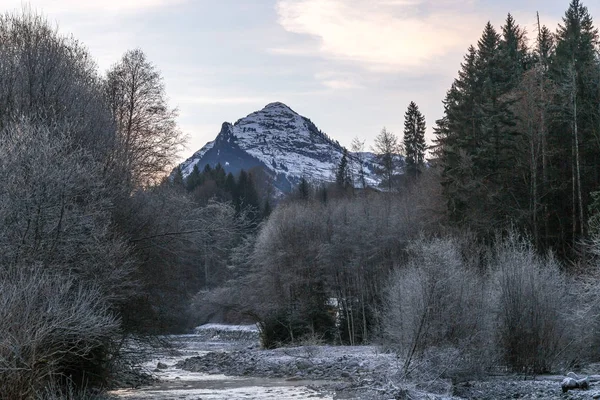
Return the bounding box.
[112,376,331,399]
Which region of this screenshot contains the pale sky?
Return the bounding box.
[1,0,597,160]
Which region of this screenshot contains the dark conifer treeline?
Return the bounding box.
[178,163,267,223]
[434,1,600,258]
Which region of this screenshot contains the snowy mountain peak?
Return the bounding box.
[262,102,294,112]
[178,103,382,193]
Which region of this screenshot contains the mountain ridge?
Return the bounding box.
[178,102,384,193]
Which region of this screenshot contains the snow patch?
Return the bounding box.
[194,323,259,333]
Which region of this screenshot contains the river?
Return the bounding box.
[109,326,335,400]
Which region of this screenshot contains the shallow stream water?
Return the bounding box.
[109,329,334,400]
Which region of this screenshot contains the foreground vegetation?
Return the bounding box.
[0,9,243,399]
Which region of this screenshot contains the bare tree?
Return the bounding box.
[106,49,185,188]
[511,69,553,248]
[372,127,401,190]
[0,9,116,163]
[115,185,246,332]
[240,190,426,347]
[0,121,135,303]
[350,137,367,189]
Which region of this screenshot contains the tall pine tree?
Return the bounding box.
[548,0,600,250]
[403,101,427,179]
[336,148,353,189]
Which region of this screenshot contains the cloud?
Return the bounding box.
[275,0,484,72]
[178,95,273,106]
[314,70,364,90]
[0,0,185,13]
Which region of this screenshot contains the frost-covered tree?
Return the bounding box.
[373,127,401,190]
[350,137,368,188]
[0,10,115,163]
[106,49,184,188]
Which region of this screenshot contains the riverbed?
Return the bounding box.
[109,325,600,400]
[109,325,337,400]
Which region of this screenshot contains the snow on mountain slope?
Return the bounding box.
[180,141,214,176]
[178,102,384,193]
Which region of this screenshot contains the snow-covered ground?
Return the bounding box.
[194,323,259,332]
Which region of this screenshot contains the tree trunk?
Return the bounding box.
[537,13,550,245]
[530,116,539,247]
[572,134,577,247]
[572,62,584,240]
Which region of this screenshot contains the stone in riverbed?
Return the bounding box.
[156,362,168,369]
[561,376,589,393]
[296,360,311,370]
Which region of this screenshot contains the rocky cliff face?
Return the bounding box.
[178,102,382,193]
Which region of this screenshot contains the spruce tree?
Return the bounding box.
[213,163,227,187]
[297,177,311,201]
[244,173,261,214]
[234,170,260,223]
[436,46,483,225]
[403,101,426,178]
[437,19,530,234]
[549,0,600,245]
[186,164,202,192]
[336,148,352,189]
[350,137,367,188]
[235,170,249,212]
[535,25,554,70]
[225,172,236,199]
[172,166,184,187]
[452,46,480,156]
[434,2,600,259]
[496,15,529,216]
[499,14,529,92]
[476,21,503,174]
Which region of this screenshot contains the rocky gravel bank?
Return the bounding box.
[177,346,600,399]
[177,347,394,381]
[451,375,600,400]
[176,345,407,399]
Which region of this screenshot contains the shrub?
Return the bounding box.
[492,233,570,373]
[381,237,490,377]
[0,266,120,399]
